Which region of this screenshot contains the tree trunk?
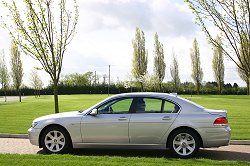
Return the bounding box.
[54,83,59,113]
[174,83,178,93]
[4,90,7,102]
[159,83,162,92]
[18,89,21,102]
[219,82,222,95]
[140,82,144,92]
[197,82,200,95]
[248,76,250,95]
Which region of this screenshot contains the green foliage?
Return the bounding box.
[132,27,148,91]
[143,74,159,92]
[238,32,250,95]
[61,72,94,87]
[153,32,166,91]
[30,70,43,89]
[0,81,247,96]
[29,69,43,97]
[10,40,23,102]
[1,0,79,113]
[190,38,203,95]
[185,0,250,95]
[212,35,224,94]
[0,50,9,99]
[170,51,180,92]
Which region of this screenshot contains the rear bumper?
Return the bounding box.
[28,127,41,146]
[200,126,231,148]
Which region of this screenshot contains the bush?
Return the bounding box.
[0,83,248,96]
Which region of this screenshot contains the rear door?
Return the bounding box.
[129,97,179,144]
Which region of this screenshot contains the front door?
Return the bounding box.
[81,98,133,143]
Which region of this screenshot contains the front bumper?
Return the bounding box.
[28,127,42,146]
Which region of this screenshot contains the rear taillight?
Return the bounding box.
[213,117,228,126]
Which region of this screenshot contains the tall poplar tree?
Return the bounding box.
[30,70,43,97]
[212,36,224,94]
[190,38,203,95]
[10,40,23,102]
[0,50,9,102]
[154,32,166,91]
[132,27,148,91]
[170,51,180,92]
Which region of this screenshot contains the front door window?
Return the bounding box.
[98,98,133,114]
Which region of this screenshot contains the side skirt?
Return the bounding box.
[72,143,166,150]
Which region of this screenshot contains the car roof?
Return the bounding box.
[112,92,177,98]
[84,92,204,114]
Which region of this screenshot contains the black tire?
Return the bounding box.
[41,126,72,154]
[168,128,200,158]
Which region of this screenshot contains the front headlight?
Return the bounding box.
[31,122,38,128]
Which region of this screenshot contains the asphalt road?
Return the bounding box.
[0,138,249,162]
[0,96,28,102]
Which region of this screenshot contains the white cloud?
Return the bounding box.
[0,0,246,87]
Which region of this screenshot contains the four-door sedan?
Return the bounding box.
[28,92,231,158]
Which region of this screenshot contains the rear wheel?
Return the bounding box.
[41,126,72,154]
[168,129,200,158]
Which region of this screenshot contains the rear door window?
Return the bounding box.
[133,97,180,113]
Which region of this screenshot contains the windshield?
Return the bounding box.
[78,95,116,114]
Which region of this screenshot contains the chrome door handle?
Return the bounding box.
[118,117,127,121]
[162,116,171,120]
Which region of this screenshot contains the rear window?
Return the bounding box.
[176,96,204,109]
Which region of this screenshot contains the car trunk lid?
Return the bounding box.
[205,109,227,117]
[205,109,228,126]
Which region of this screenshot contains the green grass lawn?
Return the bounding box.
[0,154,249,166]
[0,95,107,134]
[0,94,249,139]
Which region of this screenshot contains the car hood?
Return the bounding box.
[34,111,80,122]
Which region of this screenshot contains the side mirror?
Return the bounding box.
[90,108,98,116]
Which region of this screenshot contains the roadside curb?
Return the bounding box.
[230,140,250,145]
[0,134,28,139]
[0,134,250,145]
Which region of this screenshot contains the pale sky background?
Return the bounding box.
[0,0,245,87]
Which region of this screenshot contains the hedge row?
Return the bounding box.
[0,84,248,96]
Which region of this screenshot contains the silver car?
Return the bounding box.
[28,92,231,158]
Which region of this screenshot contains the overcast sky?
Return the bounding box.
[0,0,245,87]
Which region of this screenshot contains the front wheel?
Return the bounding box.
[41,126,72,154]
[168,129,200,158]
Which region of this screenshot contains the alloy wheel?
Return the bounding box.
[44,130,66,153]
[172,133,196,156]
